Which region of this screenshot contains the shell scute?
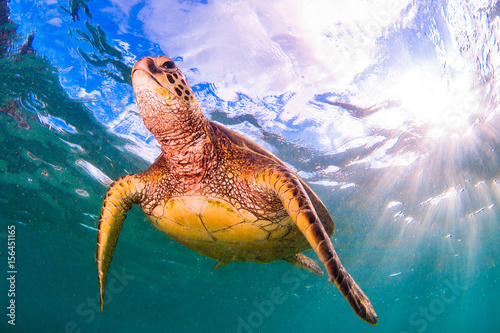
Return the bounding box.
[159,197,206,231]
[212,222,269,242]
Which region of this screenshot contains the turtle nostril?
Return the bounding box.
[147,60,163,74]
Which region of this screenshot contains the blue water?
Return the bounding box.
[1,0,499,332]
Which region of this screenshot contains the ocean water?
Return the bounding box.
[0,0,499,332]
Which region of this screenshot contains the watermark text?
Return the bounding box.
[6,225,16,326]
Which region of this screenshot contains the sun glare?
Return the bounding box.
[390,66,480,137]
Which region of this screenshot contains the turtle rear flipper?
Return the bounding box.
[256,166,378,325]
[96,174,146,312]
[284,253,323,276]
[213,259,231,270]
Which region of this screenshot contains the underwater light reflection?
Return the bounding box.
[368,108,499,268]
[390,66,481,138]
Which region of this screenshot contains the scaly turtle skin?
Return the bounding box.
[97,56,378,324]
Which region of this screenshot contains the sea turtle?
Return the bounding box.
[97,56,378,324]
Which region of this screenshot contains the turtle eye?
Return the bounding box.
[160,60,176,70]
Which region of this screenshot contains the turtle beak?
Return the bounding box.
[132,57,152,75]
[131,57,160,83]
[132,57,170,99]
[132,56,176,77]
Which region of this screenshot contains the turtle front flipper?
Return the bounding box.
[96,174,146,312]
[255,166,378,325]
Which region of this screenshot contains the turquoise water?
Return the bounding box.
[1,0,499,332]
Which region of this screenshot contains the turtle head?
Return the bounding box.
[132,56,195,106]
[131,56,203,139]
